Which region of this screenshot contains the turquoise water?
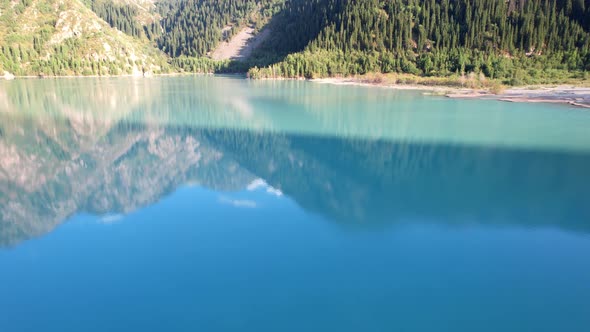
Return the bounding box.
[0,76,589,331]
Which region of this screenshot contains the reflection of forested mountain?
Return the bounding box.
[205,129,590,230]
[0,117,256,247]
[2,116,590,247]
[1,77,589,247]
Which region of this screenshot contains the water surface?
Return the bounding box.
[0,76,589,331]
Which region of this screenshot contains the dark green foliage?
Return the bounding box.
[83,0,146,38]
[250,0,590,83]
[157,0,284,57]
[255,0,343,56]
[3,0,590,82]
[170,56,246,73]
[296,0,590,55]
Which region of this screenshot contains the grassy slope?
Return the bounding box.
[0,0,168,76]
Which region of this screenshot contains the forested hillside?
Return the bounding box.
[0,0,168,76]
[1,0,589,83]
[81,0,146,39]
[81,0,163,40]
[249,0,590,84]
[157,0,283,57]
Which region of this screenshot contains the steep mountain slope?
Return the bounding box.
[2,0,589,80]
[0,0,168,76]
[82,0,161,38]
[249,0,590,82]
[157,0,284,57]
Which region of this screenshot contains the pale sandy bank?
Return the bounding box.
[312,77,590,108]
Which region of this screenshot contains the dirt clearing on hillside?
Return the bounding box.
[211,27,270,61]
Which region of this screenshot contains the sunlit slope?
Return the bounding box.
[0,0,168,76]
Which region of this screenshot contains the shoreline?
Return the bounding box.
[0,72,206,80]
[311,77,590,108]
[453,86,590,108]
[3,73,589,108]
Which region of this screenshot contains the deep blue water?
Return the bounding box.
[0,77,589,331]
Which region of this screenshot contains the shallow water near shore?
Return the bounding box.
[1,76,589,331]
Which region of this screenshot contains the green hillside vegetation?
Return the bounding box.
[0,0,168,76]
[82,0,146,39]
[157,0,283,57]
[81,0,163,40]
[247,0,590,85]
[1,0,589,85]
